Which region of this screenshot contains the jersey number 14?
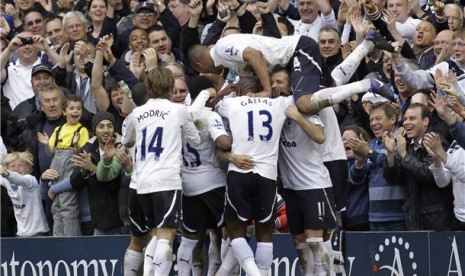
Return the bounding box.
[140,127,164,161]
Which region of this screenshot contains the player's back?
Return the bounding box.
[218,96,293,180]
[126,98,191,194]
[181,108,228,196]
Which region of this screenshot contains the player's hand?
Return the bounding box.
[285,105,302,121]
[231,154,254,170]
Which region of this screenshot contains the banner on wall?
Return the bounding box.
[1,232,464,276]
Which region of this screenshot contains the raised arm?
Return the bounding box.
[242,47,272,96]
[285,105,325,144]
[1,36,21,83]
[91,39,111,112]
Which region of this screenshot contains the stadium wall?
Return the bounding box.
[1,232,464,275]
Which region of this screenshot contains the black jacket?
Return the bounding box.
[383,138,454,231]
[70,137,123,231]
[6,100,66,179]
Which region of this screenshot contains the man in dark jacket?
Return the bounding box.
[383,103,454,231]
[7,65,61,178]
[70,112,126,235]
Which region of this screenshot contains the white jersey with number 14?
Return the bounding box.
[122,98,201,194]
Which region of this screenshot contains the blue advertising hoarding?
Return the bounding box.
[1,232,464,276]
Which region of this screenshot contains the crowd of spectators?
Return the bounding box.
[1,0,465,240]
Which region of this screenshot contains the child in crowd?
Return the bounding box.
[38,95,90,236]
[0,151,50,237]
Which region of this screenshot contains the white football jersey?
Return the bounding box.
[181,107,228,196]
[121,115,138,190]
[123,98,201,194]
[317,107,347,162]
[217,96,294,180]
[211,34,301,77]
[279,115,332,190]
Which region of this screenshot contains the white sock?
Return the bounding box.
[177,237,197,276]
[215,245,238,276]
[229,263,241,276]
[143,236,158,275]
[310,79,370,112]
[192,234,205,276]
[331,40,373,85]
[296,242,314,276]
[124,249,143,276]
[324,240,335,275]
[307,238,330,275]
[208,232,222,276]
[255,242,273,276]
[192,264,203,276]
[221,238,230,261]
[152,239,173,276]
[231,238,260,276]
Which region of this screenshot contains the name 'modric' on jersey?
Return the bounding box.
[136,109,170,123]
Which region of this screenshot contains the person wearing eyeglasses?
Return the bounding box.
[132,2,158,30]
[62,11,90,43]
[433,29,454,63]
[391,28,465,94]
[445,4,463,32]
[8,0,52,28]
[23,11,45,37]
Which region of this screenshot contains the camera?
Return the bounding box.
[20,37,33,45]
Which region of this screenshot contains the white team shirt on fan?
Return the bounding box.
[217,96,294,180]
[3,58,41,110]
[317,107,347,162]
[0,172,50,237]
[181,107,228,196]
[210,34,301,77]
[279,115,332,190]
[122,98,201,194]
[290,11,337,41]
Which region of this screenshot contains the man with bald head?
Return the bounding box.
[413,21,436,69]
[434,29,454,60]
